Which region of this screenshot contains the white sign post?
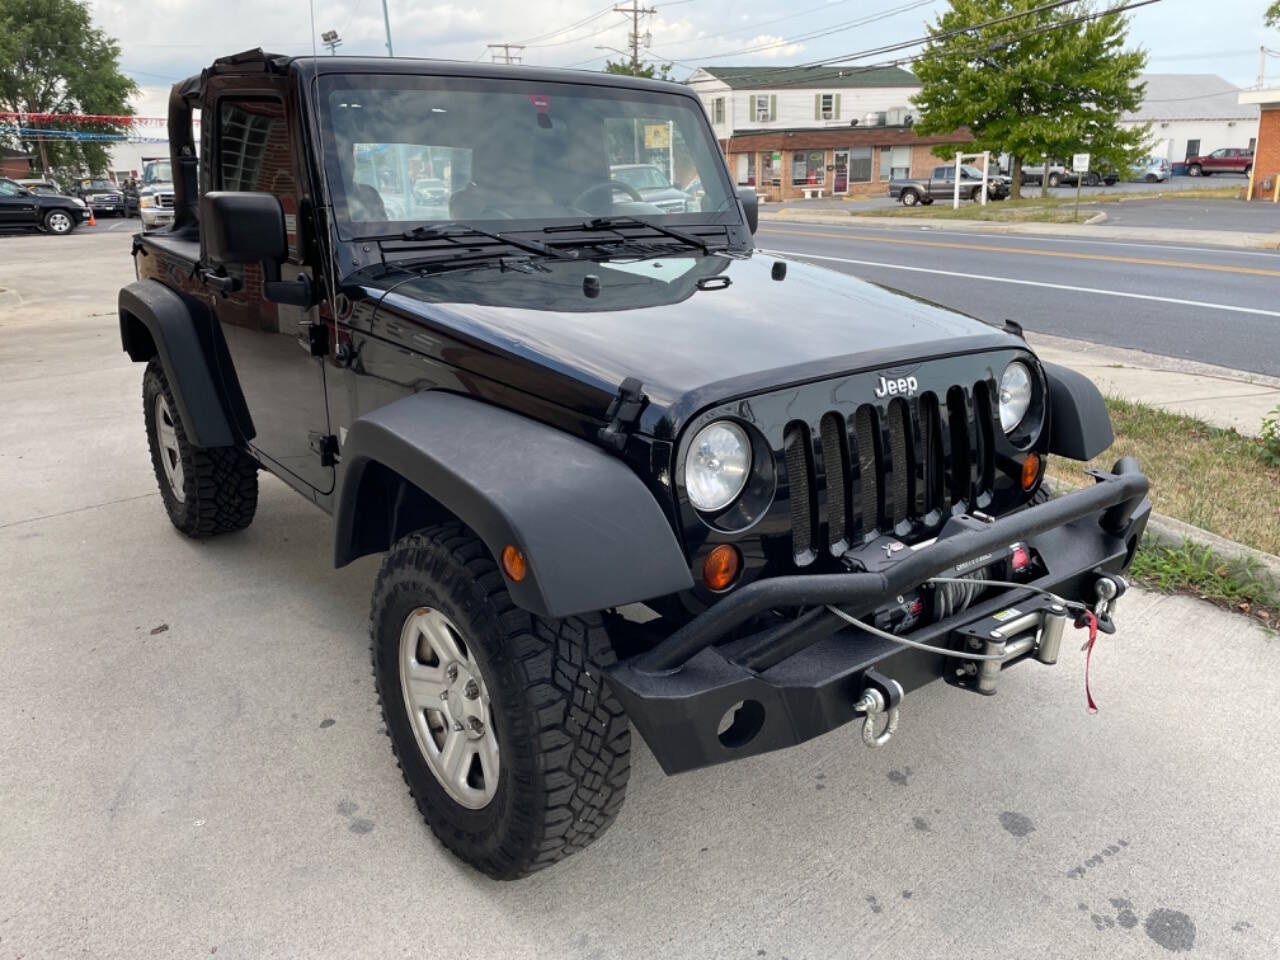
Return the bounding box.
[1072,152,1090,222]
[953,150,993,209]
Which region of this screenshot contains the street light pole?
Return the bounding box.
[381,0,394,56]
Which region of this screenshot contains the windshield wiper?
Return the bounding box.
[543,216,714,254]
[401,222,557,258]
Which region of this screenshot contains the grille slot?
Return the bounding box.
[854,405,881,536]
[819,413,849,551]
[885,399,912,529]
[780,381,998,564]
[784,423,818,565]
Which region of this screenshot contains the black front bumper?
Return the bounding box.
[606,461,1150,774]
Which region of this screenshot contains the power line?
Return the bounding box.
[658,0,935,64]
[514,3,616,46]
[680,0,1090,89]
[683,0,1161,93]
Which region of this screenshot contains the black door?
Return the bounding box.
[0,178,38,226]
[208,96,334,494]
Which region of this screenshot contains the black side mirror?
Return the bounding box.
[736,186,758,234]
[200,191,313,307]
[201,191,287,264]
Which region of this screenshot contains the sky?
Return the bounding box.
[86,0,1280,118]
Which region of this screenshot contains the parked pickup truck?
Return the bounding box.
[889,164,1008,206]
[119,48,1150,879]
[1185,147,1253,177]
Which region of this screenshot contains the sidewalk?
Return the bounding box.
[760,208,1280,251]
[1026,332,1280,437]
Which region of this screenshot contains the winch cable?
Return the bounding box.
[825,576,1090,663]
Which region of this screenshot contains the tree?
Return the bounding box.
[1267,1,1279,28]
[603,57,674,81]
[0,0,137,178]
[911,0,1148,199]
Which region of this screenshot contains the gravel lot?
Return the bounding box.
[2,229,1278,959]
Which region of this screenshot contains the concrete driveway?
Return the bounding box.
[2,230,1278,959]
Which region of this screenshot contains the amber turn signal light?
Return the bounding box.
[501,545,527,582]
[702,544,741,591]
[1021,452,1041,491]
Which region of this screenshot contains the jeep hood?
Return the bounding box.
[366,251,1022,439]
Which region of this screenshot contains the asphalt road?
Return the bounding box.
[757,219,1280,377]
[3,230,1280,959]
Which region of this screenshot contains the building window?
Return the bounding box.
[821,93,834,120]
[1249,137,1256,152]
[713,97,724,125]
[792,149,825,185]
[752,95,774,123]
[735,152,755,186]
[880,145,910,181]
[848,146,872,183]
[1184,139,1200,159]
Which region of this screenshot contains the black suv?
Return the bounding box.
[118,50,1150,880]
[0,177,90,234]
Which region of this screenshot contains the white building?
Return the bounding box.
[687,65,922,142]
[1121,74,1259,164]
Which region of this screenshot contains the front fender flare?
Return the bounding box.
[334,392,694,619]
[1043,361,1114,461]
[118,280,236,448]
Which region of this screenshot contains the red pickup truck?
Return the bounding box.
[1185,148,1254,177]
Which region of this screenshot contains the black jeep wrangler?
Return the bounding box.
[118,50,1150,879]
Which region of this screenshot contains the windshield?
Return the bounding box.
[317,73,735,239]
[142,161,172,184]
[83,180,115,191]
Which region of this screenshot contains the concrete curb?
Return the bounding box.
[759,209,1280,251]
[1046,477,1280,595]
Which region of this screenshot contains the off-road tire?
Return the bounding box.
[142,358,258,537]
[901,189,920,207]
[370,524,631,879]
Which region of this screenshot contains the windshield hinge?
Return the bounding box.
[309,431,339,467]
[598,377,647,452]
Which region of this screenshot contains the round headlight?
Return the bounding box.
[685,421,751,512]
[999,361,1034,433]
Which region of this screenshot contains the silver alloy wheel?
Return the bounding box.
[46,211,72,234]
[399,607,499,810]
[154,393,185,502]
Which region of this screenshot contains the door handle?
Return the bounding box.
[200,269,241,294]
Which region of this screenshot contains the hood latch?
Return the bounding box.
[598,377,647,452]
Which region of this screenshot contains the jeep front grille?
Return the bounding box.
[784,382,995,564]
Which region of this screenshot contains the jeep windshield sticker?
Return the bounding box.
[600,258,697,283]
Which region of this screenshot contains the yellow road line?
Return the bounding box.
[760,227,1280,279]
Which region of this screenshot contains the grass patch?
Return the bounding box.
[852,200,1085,222]
[851,185,1243,221]
[1130,541,1278,629]
[1047,397,1280,556]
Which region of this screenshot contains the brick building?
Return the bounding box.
[1,147,36,179]
[1239,86,1280,201]
[687,64,973,200]
[721,126,974,201]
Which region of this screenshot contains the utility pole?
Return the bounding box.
[486,43,525,64]
[381,0,394,56]
[613,1,656,76]
[1260,46,1268,89]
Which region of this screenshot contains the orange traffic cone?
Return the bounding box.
[87,206,97,227]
